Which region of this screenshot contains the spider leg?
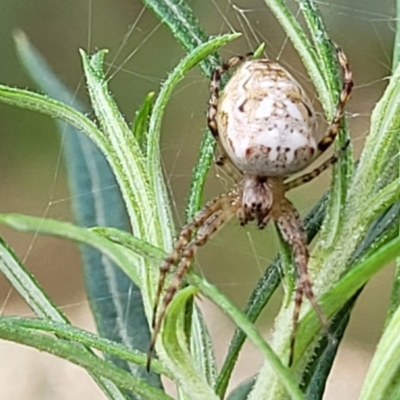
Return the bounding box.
[207,53,253,139]
[316,44,353,156]
[148,191,240,369]
[151,191,239,330]
[289,282,304,366]
[284,139,350,191]
[276,198,329,366]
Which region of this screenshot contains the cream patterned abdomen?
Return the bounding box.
[216,60,317,176]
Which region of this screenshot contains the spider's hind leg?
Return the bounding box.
[276,198,329,366]
[148,190,240,370]
[207,53,253,139]
[151,192,238,329]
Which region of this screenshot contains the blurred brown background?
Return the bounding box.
[0,0,395,399]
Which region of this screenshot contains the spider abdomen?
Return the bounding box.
[217,60,317,176]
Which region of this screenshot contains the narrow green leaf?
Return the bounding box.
[352,58,400,198]
[140,0,225,223]
[14,30,159,391]
[302,202,400,396]
[226,378,254,400]
[0,236,67,322]
[0,214,140,285]
[190,305,218,388]
[185,131,216,221]
[145,33,239,385]
[132,91,155,152]
[294,0,353,250]
[253,43,266,59]
[93,227,165,261]
[302,293,359,400]
[387,0,400,328]
[0,85,108,148]
[1,317,171,379]
[359,295,400,400]
[140,0,218,76]
[147,33,240,245]
[295,233,400,369]
[0,318,172,400]
[160,286,219,400]
[80,49,157,242]
[0,235,129,399]
[295,0,340,97]
[189,274,305,400]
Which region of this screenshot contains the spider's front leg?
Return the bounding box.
[151,192,238,328]
[208,55,252,179]
[276,198,329,366]
[207,53,253,140]
[315,44,353,156]
[148,190,240,369]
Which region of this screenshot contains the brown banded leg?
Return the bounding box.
[276,198,329,365]
[207,53,253,139]
[316,44,353,156]
[289,280,304,366]
[148,191,240,370]
[284,140,350,191]
[151,191,240,330]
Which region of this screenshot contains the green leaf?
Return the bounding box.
[189,274,305,400]
[160,286,219,400]
[302,293,359,400]
[0,235,129,399]
[0,317,171,378]
[0,235,67,322]
[359,299,400,400]
[226,378,254,400]
[14,30,159,392]
[381,0,400,327]
[0,213,140,284]
[80,49,156,238]
[93,227,165,261]
[132,91,155,152]
[140,0,218,75]
[294,0,353,249]
[0,318,172,400]
[296,232,400,369]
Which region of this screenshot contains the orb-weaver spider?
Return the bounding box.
[148,43,353,368]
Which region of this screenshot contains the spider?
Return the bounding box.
[148,43,353,369]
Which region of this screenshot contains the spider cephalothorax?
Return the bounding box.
[239,176,281,228]
[148,44,353,368]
